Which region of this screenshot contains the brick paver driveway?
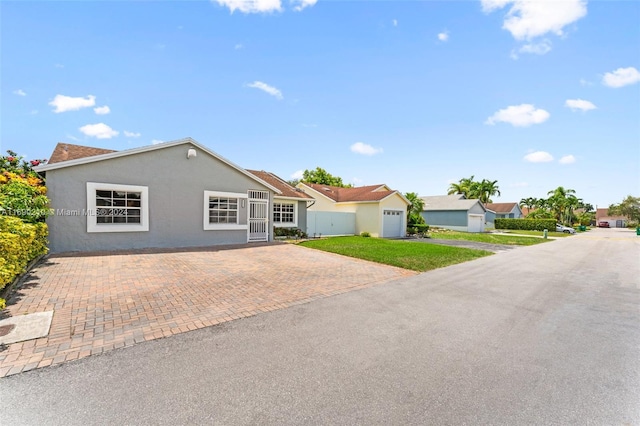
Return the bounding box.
[0,243,415,377]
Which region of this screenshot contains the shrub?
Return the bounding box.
[360,231,371,237]
[273,227,307,239]
[0,216,48,296]
[407,223,430,237]
[495,218,556,231]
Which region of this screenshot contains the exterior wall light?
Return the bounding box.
[187,148,197,159]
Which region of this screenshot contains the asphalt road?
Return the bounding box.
[2,228,639,425]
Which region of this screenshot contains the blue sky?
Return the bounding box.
[2,0,639,208]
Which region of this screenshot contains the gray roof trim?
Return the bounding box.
[420,194,486,212]
[34,137,281,194]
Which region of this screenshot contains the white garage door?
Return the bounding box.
[468,214,484,233]
[382,210,404,238]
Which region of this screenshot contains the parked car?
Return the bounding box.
[556,223,576,234]
[598,221,610,228]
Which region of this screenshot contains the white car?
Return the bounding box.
[556,223,576,234]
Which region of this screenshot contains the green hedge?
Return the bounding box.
[495,218,556,231]
[0,216,48,294]
[407,223,430,234]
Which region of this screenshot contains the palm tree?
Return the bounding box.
[447,182,465,196]
[547,186,576,224]
[447,175,475,198]
[404,192,425,225]
[476,179,500,204]
[519,197,538,210]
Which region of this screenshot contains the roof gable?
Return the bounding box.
[246,170,313,200]
[35,138,281,194]
[484,202,519,214]
[300,183,406,203]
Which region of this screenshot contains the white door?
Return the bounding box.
[382,210,404,238]
[468,214,484,233]
[248,190,269,242]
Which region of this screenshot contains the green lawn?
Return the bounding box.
[496,229,573,238]
[299,236,492,272]
[429,230,550,245]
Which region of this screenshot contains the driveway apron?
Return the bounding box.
[0,243,415,377]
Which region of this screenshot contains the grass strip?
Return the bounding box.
[300,236,492,272]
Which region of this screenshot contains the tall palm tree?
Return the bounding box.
[404,192,425,224]
[447,175,475,198]
[519,197,538,210]
[547,186,576,224]
[476,179,500,204]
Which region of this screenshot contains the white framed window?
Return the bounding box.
[87,182,149,233]
[204,191,248,231]
[273,202,296,226]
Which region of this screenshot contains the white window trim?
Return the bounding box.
[87,182,149,233]
[273,201,297,227]
[204,190,248,231]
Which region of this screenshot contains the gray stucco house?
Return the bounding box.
[419,194,486,233]
[484,202,523,228]
[34,138,290,253]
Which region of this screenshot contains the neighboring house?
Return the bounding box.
[484,202,524,228]
[595,208,627,228]
[419,194,486,233]
[520,206,535,217]
[246,170,314,232]
[296,183,409,238]
[34,138,283,253]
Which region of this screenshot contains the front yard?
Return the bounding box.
[299,236,492,272]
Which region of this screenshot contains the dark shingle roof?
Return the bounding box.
[246,170,313,200]
[48,142,117,164]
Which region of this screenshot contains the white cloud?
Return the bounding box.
[350,142,383,156]
[213,0,282,14]
[602,67,640,88]
[301,123,317,128]
[481,0,587,40]
[124,131,141,138]
[485,104,550,127]
[559,154,576,164]
[392,19,398,27]
[437,32,449,42]
[29,110,38,115]
[509,181,529,188]
[524,151,554,163]
[94,105,111,115]
[13,89,27,96]
[518,39,551,55]
[246,81,283,100]
[291,170,304,180]
[79,123,119,139]
[234,43,243,50]
[292,0,317,12]
[54,63,64,68]
[352,177,364,185]
[580,78,593,86]
[151,139,164,145]
[49,94,96,113]
[565,99,596,112]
